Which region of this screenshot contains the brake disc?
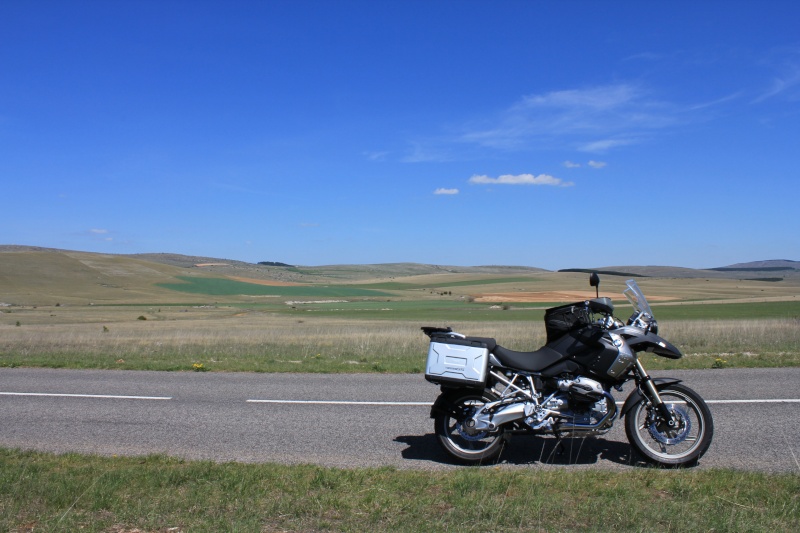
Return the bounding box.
[457,423,489,441]
[648,403,692,445]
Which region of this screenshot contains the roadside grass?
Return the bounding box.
[1,448,797,532]
[1,308,798,371]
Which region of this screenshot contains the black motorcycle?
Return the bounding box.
[423,274,713,467]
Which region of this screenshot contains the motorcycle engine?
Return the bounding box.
[525,376,610,431]
[556,376,605,401]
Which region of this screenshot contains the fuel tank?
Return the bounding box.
[543,326,630,379]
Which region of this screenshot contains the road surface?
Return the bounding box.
[1,367,798,472]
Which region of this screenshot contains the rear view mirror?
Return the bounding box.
[589,272,600,298]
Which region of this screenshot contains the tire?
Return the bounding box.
[434,389,506,464]
[625,383,714,467]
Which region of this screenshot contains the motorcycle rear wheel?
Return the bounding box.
[625,383,713,467]
[434,389,506,464]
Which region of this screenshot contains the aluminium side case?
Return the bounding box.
[425,335,489,388]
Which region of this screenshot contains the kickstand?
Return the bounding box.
[554,431,566,456]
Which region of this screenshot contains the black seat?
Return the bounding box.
[491,345,563,373]
[466,336,569,374]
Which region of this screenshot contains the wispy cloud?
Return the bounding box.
[456,83,685,154]
[364,150,389,161]
[564,160,608,169]
[402,141,454,163]
[88,228,113,242]
[211,181,270,195]
[754,63,800,103]
[469,174,574,187]
[434,188,459,195]
[578,139,634,153]
[404,82,726,163]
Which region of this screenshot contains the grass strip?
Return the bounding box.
[2,314,799,372]
[1,448,797,532]
[1,349,799,373]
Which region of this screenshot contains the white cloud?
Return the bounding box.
[90,228,109,234]
[588,160,607,168]
[468,174,574,187]
[563,161,581,168]
[434,188,459,195]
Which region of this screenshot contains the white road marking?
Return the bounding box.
[4,393,798,405]
[247,399,431,406]
[0,392,172,400]
[247,398,800,406]
[706,399,800,404]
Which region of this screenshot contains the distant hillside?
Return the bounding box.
[568,263,800,280]
[2,245,797,284]
[128,252,255,269]
[0,247,187,305]
[715,260,800,271]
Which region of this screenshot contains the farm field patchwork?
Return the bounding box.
[1,249,799,372]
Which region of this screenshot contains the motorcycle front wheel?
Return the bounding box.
[625,383,713,467]
[434,389,506,464]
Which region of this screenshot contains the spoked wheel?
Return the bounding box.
[434,389,506,464]
[625,383,713,467]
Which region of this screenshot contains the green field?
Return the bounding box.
[651,301,800,320]
[158,276,393,297]
[232,299,800,321]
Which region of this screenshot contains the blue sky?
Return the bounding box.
[2,1,799,270]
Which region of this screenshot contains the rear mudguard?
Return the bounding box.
[430,392,465,420]
[430,388,486,420]
[620,378,683,418]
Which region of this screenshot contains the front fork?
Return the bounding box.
[634,359,679,428]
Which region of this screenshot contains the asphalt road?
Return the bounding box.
[1,367,798,472]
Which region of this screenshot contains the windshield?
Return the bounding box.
[623,279,654,318]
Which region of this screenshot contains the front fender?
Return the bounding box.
[621,378,683,418]
[616,327,683,359]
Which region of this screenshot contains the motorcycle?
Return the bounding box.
[423,274,713,467]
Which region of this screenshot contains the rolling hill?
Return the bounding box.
[1,245,799,307]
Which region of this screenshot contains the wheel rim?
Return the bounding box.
[631,389,707,461]
[441,398,502,456]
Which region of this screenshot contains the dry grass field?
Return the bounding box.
[2,247,799,371]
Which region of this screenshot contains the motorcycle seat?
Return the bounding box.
[491,344,563,372]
